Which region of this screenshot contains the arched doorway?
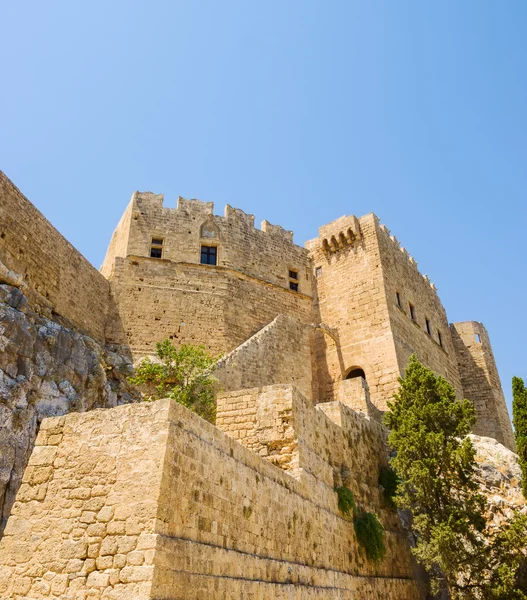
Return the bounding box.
[345,367,366,380]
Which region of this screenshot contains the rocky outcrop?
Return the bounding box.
[470,434,526,527]
[0,284,139,533]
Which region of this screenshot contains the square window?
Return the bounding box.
[151,237,164,246]
[200,245,217,266]
[289,281,299,292]
[289,269,298,280]
[150,247,162,258]
[315,266,322,278]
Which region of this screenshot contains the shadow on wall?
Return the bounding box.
[450,327,514,451]
[311,324,348,403]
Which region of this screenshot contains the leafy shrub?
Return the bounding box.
[353,511,386,564]
[335,486,386,564]
[335,486,355,519]
[129,340,218,423]
[378,465,399,508]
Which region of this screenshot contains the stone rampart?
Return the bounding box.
[102,192,311,293]
[0,171,118,344]
[214,314,313,400]
[0,284,138,535]
[0,393,422,599]
[451,321,515,450]
[109,256,313,359]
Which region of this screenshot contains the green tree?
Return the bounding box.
[512,376,527,499]
[385,355,527,599]
[130,340,218,423]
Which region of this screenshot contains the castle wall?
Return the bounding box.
[0,401,168,600]
[0,171,116,344]
[0,395,421,599]
[307,213,464,411]
[109,257,313,360]
[103,193,314,360]
[375,223,463,396]
[451,321,515,450]
[103,192,312,293]
[307,214,400,409]
[214,314,313,401]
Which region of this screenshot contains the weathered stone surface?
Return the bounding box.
[0,284,139,533]
[0,396,422,599]
[470,434,526,527]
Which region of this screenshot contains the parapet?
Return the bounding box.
[305,214,362,254]
[0,394,421,598]
[261,219,294,243]
[377,220,438,293]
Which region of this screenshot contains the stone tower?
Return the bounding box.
[451,321,515,450]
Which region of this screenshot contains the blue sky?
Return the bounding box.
[1,1,526,411]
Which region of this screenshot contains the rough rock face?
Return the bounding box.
[0,284,139,532]
[470,434,526,526]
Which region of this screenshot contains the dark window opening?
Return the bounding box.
[409,303,416,321]
[289,281,299,292]
[346,367,366,380]
[425,318,431,335]
[200,245,217,265]
[150,236,163,259]
[396,291,402,307]
[438,330,443,348]
[289,269,298,280]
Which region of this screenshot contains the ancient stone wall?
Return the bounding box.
[0,171,120,344]
[109,256,313,360]
[451,321,515,451]
[214,314,313,401]
[0,394,422,599]
[0,401,168,600]
[375,222,463,396]
[0,284,139,534]
[307,214,399,408]
[102,193,315,360]
[307,213,465,411]
[102,192,312,294]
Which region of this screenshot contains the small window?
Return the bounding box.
[396,291,402,307]
[289,269,298,280]
[200,245,217,266]
[438,330,443,348]
[425,318,431,335]
[409,303,416,321]
[289,281,299,292]
[150,237,163,259]
[475,333,481,343]
[315,266,322,278]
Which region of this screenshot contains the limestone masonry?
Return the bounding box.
[0,171,517,598]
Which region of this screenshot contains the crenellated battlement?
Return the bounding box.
[378,221,438,293]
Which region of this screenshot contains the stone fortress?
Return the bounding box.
[0,171,516,598]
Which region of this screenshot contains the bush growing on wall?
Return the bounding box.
[130,340,218,423]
